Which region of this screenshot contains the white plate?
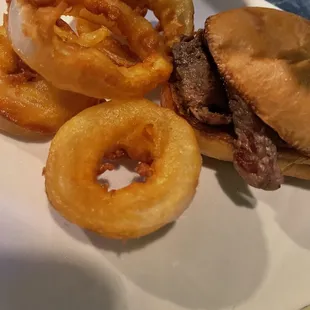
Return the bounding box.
[1,1,310,310]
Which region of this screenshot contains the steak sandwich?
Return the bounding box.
[161,7,310,190]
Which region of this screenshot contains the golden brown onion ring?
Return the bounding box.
[75,18,138,67]
[0,22,97,138]
[113,0,195,46]
[143,0,195,47]
[45,99,202,239]
[8,0,172,99]
[76,0,194,48]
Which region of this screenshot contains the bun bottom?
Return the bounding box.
[161,84,310,181]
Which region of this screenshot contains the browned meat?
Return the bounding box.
[170,28,285,190]
[229,95,284,190]
[170,29,231,126]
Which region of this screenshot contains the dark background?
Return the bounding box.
[266,0,310,19]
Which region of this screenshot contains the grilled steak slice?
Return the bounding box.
[229,95,284,190]
[170,29,231,126]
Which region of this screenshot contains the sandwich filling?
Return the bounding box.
[170,30,284,190]
[229,95,283,190]
[170,30,231,126]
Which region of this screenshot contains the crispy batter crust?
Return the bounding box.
[45,99,202,239]
[0,22,96,137]
[8,0,172,99]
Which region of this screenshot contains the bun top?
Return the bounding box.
[205,7,310,155]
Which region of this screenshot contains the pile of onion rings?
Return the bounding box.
[0,16,97,138]
[44,99,201,239]
[7,0,194,99]
[2,0,200,239]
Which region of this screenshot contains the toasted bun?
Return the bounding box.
[205,7,310,156]
[161,83,310,180]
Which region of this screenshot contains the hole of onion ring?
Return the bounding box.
[145,11,161,32]
[61,15,77,32]
[97,150,153,191]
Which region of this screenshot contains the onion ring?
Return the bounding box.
[8,0,172,99]
[75,18,138,67]
[76,0,195,48]
[0,20,97,138]
[143,0,194,47]
[45,99,202,239]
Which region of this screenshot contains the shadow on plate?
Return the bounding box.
[0,129,51,163]
[49,200,176,252]
[48,205,90,245]
[86,223,175,255]
[145,87,161,104]
[285,177,310,191]
[259,175,310,252]
[206,150,310,252]
[205,154,310,253]
[203,156,257,208]
[0,130,52,144]
[85,172,268,310]
[203,156,310,207]
[206,0,245,12]
[0,253,126,310]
